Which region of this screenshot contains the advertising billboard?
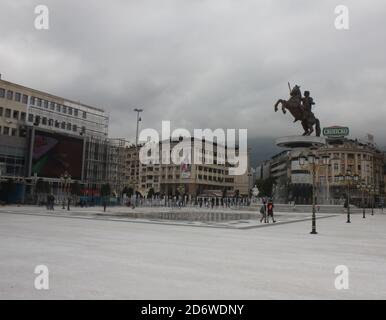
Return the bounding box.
[31,130,84,179]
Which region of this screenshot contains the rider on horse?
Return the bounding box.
[301,90,316,124]
[274,83,321,137]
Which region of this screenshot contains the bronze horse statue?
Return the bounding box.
[274,84,321,137]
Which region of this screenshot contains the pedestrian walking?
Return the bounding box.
[50,194,55,210]
[267,199,276,223]
[259,201,267,223]
[46,194,50,210]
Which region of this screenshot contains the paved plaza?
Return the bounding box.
[0,205,385,299]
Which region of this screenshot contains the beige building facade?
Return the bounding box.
[124,138,251,197]
[269,137,385,204]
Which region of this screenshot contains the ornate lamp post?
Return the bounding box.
[357,181,369,219]
[337,171,359,223]
[60,174,65,209]
[60,171,71,210]
[299,152,330,234]
[370,183,375,215]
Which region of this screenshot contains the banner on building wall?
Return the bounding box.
[31,130,84,179]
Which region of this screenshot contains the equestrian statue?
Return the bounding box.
[274,83,321,137]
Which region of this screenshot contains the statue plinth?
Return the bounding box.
[275,136,326,149]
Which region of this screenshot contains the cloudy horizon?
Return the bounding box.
[1,0,386,165]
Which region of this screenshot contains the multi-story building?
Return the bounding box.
[265,137,386,205]
[0,76,124,202]
[255,160,271,181]
[315,138,385,205]
[124,137,251,197]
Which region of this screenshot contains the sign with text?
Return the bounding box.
[322,126,349,138]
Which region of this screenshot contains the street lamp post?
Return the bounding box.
[133,108,143,209]
[60,171,71,211]
[134,108,143,147]
[338,171,359,223]
[371,184,375,215]
[60,175,65,209]
[357,181,369,219]
[299,152,330,235]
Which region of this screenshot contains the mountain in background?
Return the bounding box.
[248,137,281,168]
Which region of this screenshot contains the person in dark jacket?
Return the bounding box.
[260,200,267,223]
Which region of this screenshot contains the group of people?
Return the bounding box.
[259,199,276,223]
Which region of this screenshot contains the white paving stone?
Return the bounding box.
[0,206,385,299]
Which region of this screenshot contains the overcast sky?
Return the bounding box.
[1,0,385,163]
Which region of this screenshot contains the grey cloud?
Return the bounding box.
[1,0,386,162]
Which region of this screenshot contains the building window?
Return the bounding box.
[62,106,67,113]
[20,112,26,121]
[44,100,48,108]
[48,119,53,126]
[42,117,47,125]
[66,122,71,130]
[28,114,34,122]
[37,98,42,106]
[49,102,55,110]
[13,110,19,120]
[72,124,77,132]
[0,88,5,98]
[7,90,13,100]
[22,94,28,104]
[5,108,11,118]
[30,97,36,105]
[68,107,73,115]
[74,109,78,116]
[11,128,17,136]
[82,111,87,119]
[55,120,59,128]
[56,104,61,112]
[15,92,21,102]
[3,127,9,135]
[0,107,3,116]
[61,122,66,129]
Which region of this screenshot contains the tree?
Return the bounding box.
[35,178,45,194]
[255,177,277,198]
[122,186,133,197]
[147,188,155,199]
[43,181,51,194]
[100,183,111,197]
[70,181,82,205]
[100,183,111,212]
[71,181,81,196]
[0,179,16,203]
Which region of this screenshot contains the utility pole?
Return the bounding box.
[132,108,143,208]
[134,108,143,146]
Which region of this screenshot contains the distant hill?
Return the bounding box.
[248,137,281,168]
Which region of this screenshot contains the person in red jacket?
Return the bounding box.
[267,199,276,223]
